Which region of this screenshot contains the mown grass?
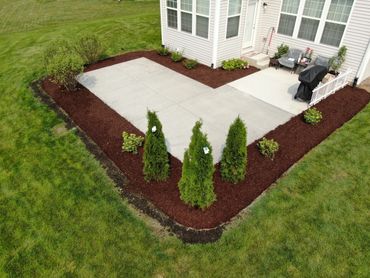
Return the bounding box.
[0,0,369,276]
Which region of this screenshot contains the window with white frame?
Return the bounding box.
[277,0,300,36]
[298,0,325,41]
[196,0,210,38]
[277,0,354,47]
[321,0,354,46]
[181,0,192,33]
[167,0,178,29]
[166,0,210,39]
[226,0,242,38]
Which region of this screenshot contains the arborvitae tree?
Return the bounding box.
[143,111,169,181]
[178,121,216,209]
[221,116,247,184]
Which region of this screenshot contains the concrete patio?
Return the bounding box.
[78,57,307,162]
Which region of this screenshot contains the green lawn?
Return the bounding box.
[0,0,369,276]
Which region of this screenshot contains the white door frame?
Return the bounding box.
[242,0,260,51]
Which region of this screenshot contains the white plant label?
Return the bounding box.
[203,147,209,154]
[151,126,157,133]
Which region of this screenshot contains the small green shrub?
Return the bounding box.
[74,34,105,65]
[304,107,323,125]
[122,132,144,154]
[178,121,216,209]
[171,51,183,62]
[221,117,247,184]
[43,39,74,67]
[274,43,289,59]
[46,53,84,91]
[183,59,198,69]
[329,45,347,73]
[257,137,279,160]
[143,111,169,182]
[157,46,170,56]
[221,58,248,71]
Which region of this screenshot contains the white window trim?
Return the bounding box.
[166,1,178,30]
[277,0,355,47]
[166,0,211,40]
[225,0,243,40]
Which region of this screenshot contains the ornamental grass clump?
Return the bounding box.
[178,121,216,209]
[143,111,169,182]
[171,51,183,62]
[221,117,247,184]
[257,137,279,160]
[74,34,105,65]
[183,59,198,69]
[304,107,323,125]
[157,46,170,56]
[122,132,144,154]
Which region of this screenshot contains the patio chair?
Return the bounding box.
[306,55,330,70]
[278,48,303,71]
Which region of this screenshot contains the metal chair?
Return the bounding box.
[278,48,303,71]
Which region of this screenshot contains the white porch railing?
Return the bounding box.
[309,69,352,106]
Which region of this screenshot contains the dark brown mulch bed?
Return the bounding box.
[36,51,370,242]
[85,50,259,88]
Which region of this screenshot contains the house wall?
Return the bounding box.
[214,0,249,67]
[254,0,370,82]
[160,0,215,67]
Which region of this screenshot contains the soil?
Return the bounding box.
[36,51,370,242]
[85,50,259,88]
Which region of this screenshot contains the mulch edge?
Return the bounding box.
[30,81,224,244]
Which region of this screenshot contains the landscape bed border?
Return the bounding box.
[32,51,370,243]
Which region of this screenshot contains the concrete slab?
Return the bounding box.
[228,67,308,114]
[78,57,295,163]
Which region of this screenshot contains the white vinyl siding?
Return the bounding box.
[160,0,214,66]
[255,0,370,82]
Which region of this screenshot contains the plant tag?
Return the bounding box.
[203,147,209,154]
[151,126,157,133]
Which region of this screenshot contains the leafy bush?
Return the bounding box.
[171,51,183,62]
[221,117,247,184]
[304,107,323,125]
[43,39,74,67]
[257,137,279,160]
[157,46,170,56]
[122,132,144,154]
[46,53,84,91]
[74,34,105,65]
[178,121,216,209]
[221,58,248,71]
[329,45,347,73]
[143,111,170,182]
[274,43,289,59]
[183,59,198,69]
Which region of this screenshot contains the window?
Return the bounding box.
[167,0,178,29]
[226,0,242,38]
[181,0,192,33]
[321,0,353,46]
[196,0,210,38]
[298,0,324,41]
[277,0,300,36]
[277,0,354,47]
[166,0,210,39]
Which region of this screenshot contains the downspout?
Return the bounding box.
[159,0,165,46]
[212,0,221,69]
